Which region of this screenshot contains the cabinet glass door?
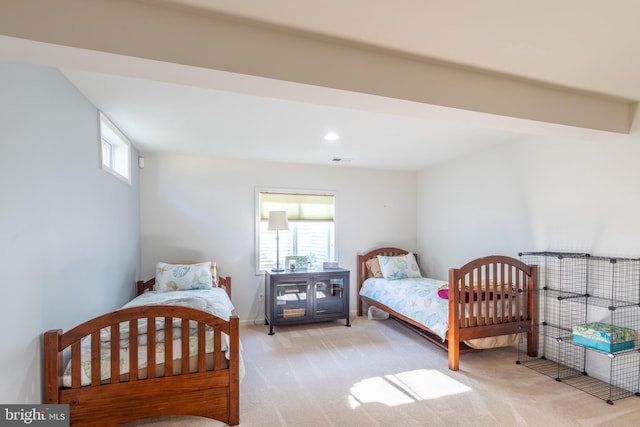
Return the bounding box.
[275,280,308,321]
[313,277,346,318]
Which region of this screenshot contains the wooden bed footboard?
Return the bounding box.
[43,305,240,426]
[357,248,538,371]
[447,255,537,370]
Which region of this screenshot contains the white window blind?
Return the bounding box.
[259,193,334,221]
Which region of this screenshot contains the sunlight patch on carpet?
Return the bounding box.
[349,369,471,408]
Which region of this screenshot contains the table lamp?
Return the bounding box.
[268,210,289,272]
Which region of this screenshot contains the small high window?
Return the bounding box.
[99,111,131,184]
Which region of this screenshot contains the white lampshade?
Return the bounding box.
[267,210,289,231]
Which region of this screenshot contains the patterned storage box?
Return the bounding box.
[572,322,635,353]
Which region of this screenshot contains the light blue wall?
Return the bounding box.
[0,60,141,403]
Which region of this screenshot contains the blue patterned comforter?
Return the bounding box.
[359,277,449,340]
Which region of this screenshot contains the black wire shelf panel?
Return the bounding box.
[517,251,640,404]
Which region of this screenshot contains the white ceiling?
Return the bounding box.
[61,67,534,171]
[177,0,640,100]
[5,0,640,171]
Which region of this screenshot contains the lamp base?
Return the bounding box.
[271,267,285,272]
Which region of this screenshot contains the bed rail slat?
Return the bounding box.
[513,267,517,319]
[197,323,206,372]
[474,268,481,323]
[147,316,156,379]
[476,268,481,326]
[475,268,481,326]
[500,265,505,323]
[110,323,120,384]
[488,265,494,324]
[480,267,486,325]
[182,318,190,374]
[215,327,223,370]
[502,263,508,323]
[91,331,100,386]
[71,341,81,389]
[129,319,139,381]
[491,264,499,323]
[467,272,475,327]
[164,316,173,377]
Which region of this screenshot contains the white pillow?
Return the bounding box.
[377,253,422,280]
[155,261,213,292]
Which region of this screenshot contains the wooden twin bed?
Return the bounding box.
[43,262,240,426]
[357,247,538,371]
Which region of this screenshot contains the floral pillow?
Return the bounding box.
[377,253,422,280]
[155,261,214,292]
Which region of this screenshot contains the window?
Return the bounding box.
[99,111,131,184]
[257,190,336,272]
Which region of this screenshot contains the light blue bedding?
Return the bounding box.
[359,277,449,340]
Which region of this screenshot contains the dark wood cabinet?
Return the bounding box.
[265,268,350,334]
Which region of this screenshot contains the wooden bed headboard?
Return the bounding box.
[356,247,418,316]
[136,260,232,298]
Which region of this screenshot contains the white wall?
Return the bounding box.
[417,128,640,278]
[11,54,638,406]
[139,153,417,322]
[417,126,640,385]
[0,60,141,403]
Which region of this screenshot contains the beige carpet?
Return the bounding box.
[125,316,640,427]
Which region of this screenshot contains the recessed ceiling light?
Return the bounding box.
[324,132,340,141]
